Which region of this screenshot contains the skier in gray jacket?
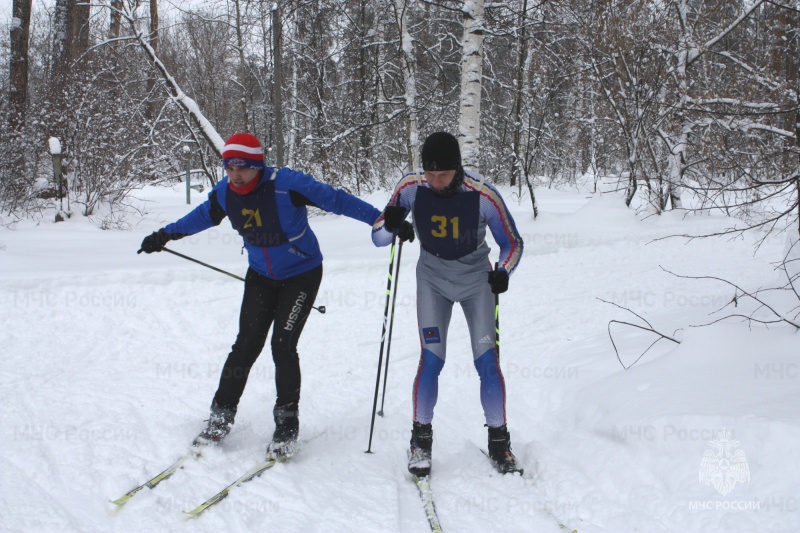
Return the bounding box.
[372,132,524,475]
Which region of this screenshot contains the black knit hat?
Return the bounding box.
[421,132,461,171]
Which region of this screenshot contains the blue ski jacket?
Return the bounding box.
[162,167,381,280]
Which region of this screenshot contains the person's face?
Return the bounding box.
[226,166,260,188]
[425,170,457,192]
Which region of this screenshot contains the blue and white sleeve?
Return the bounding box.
[372,173,419,247]
[480,183,524,274]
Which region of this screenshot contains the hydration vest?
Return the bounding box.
[225,177,289,248]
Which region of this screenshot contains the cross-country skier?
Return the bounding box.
[139,132,381,458]
[371,131,524,475]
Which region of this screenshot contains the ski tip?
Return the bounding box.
[109,496,130,506]
[184,500,221,518]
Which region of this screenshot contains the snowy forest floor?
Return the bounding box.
[1,178,798,532]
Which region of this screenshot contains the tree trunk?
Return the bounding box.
[109,0,122,39]
[311,5,331,180]
[52,0,72,93]
[354,0,371,190]
[664,0,691,211]
[51,0,91,115]
[146,0,159,121]
[785,3,800,239]
[395,0,418,171]
[9,0,31,176]
[234,0,250,131]
[457,0,485,170]
[510,0,528,188]
[288,11,299,169]
[71,0,90,56]
[272,4,285,166]
[9,0,31,135]
[149,0,159,52]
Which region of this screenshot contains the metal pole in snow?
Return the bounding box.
[184,144,191,204]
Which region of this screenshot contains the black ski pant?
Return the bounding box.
[212,264,322,415]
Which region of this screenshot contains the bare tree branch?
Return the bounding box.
[597,298,681,370]
[660,267,800,329]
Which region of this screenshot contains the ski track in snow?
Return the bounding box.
[1,182,798,532]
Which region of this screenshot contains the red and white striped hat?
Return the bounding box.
[222,133,265,169]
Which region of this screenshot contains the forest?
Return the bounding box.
[2,0,798,238]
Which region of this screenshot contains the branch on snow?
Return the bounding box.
[597,298,681,371]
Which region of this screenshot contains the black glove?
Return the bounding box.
[382,205,407,232]
[397,221,415,243]
[139,229,172,254]
[488,268,509,294]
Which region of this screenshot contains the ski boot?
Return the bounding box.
[487,425,523,475]
[267,403,299,460]
[408,421,433,477]
[193,404,235,447]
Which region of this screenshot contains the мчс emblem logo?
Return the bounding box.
[698,429,750,496]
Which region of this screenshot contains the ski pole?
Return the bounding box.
[494,262,500,357]
[143,246,327,313]
[378,238,403,417]
[163,247,245,281]
[366,236,398,453]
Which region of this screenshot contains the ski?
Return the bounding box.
[184,454,287,517]
[111,452,195,506]
[184,430,323,517]
[550,513,579,533]
[413,475,443,533]
[538,505,579,533]
[479,449,577,532]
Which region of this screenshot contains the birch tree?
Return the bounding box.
[649,0,768,213]
[457,0,485,169]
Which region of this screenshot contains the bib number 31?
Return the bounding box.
[431,215,459,239]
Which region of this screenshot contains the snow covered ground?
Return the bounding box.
[1,179,798,532]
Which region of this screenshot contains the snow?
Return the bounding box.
[48,137,62,155]
[1,179,798,532]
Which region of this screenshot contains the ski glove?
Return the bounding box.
[139,229,172,254]
[397,221,415,243]
[488,268,509,294]
[382,205,414,243]
[382,205,407,231]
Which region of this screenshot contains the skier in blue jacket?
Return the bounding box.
[140,133,381,457]
[372,132,524,475]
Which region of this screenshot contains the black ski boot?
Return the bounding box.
[487,425,523,475]
[267,403,299,459]
[408,421,433,477]
[193,404,235,447]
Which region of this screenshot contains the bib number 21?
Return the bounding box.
[242,208,262,229]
